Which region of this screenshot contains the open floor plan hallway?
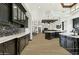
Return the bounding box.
[21,33,71,55]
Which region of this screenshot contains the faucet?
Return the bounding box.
[72,28,76,35]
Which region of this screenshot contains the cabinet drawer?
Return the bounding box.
[19,36,26,52]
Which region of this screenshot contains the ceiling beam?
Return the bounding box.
[61,3,77,8]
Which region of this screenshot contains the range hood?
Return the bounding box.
[42,19,58,23]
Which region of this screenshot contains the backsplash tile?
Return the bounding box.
[0,24,25,37]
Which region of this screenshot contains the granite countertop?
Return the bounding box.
[0,32,30,44]
[59,32,79,38]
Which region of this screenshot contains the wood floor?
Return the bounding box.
[21,33,71,55]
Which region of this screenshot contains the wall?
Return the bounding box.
[22,3,42,39]
[22,3,33,39]
[42,21,62,31]
[60,16,73,32]
[60,5,79,33]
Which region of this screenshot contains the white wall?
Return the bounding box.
[42,21,62,31]
[60,5,79,33]
[26,11,33,39]
[22,3,33,39]
[22,3,42,39]
[60,16,73,32]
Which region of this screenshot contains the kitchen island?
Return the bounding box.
[59,33,79,55]
[44,30,63,40]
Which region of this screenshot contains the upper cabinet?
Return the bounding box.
[0,3,28,28]
[13,4,18,20]
[18,7,21,20]
[12,3,28,28]
[0,4,11,24]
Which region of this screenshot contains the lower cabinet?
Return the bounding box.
[55,32,60,38]
[25,34,29,45]
[20,35,27,52]
[3,39,16,55]
[45,33,55,39]
[0,39,16,55]
[0,34,30,55]
[59,35,67,48]
[17,34,30,54]
[66,37,74,49]
[66,37,75,54]
[0,43,4,55]
[59,35,79,55]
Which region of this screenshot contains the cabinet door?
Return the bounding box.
[67,37,74,48]
[18,8,21,20]
[13,4,18,20]
[0,4,10,23]
[0,43,4,55]
[59,35,67,48]
[72,39,79,55]
[20,36,26,52]
[25,34,29,45]
[4,39,16,55]
[55,32,59,37]
[16,38,20,55]
[66,37,74,53]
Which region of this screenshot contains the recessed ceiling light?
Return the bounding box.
[38,6,40,8]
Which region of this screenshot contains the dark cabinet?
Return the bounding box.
[3,39,16,55]
[0,34,30,55]
[66,37,74,48]
[13,4,18,21]
[0,39,16,55]
[20,34,29,52]
[17,34,30,54]
[20,36,26,52]
[0,43,4,55]
[59,35,79,55]
[0,3,10,23]
[12,3,28,28]
[59,35,67,48]
[26,34,29,45]
[45,33,53,39]
[66,37,74,54]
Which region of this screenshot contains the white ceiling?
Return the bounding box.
[24,3,70,20]
[25,3,64,12]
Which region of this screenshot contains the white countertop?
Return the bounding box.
[44,30,64,33]
[59,32,79,38]
[0,32,30,44]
